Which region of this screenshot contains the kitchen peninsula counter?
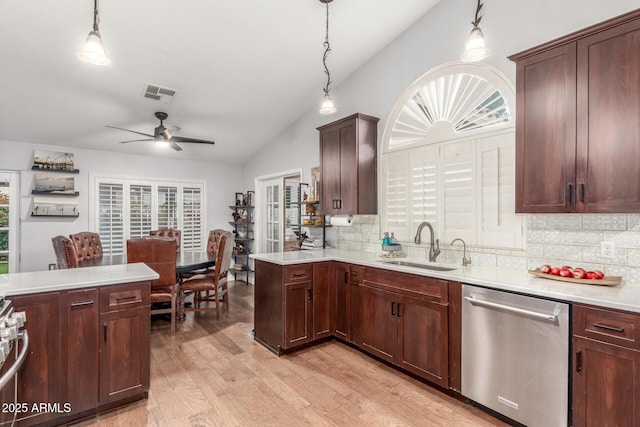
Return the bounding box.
[251,249,640,314]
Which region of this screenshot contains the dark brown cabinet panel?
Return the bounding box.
[284,281,312,348]
[359,284,397,364]
[11,292,63,426]
[318,113,379,215]
[511,9,640,213]
[312,262,332,340]
[333,262,350,340]
[65,288,99,414]
[254,260,284,353]
[573,303,640,426]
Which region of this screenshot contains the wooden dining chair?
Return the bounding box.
[69,231,103,263]
[179,231,234,320]
[149,229,181,252]
[127,237,179,335]
[51,235,79,269]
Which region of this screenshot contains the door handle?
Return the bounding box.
[464,295,559,324]
[579,183,585,202]
[576,349,582,372]
[344,271,348,284]
[70,300,94,307]
[566,184,573,203]
[103,322,107,342]
[593,323,624,333]
[391,301,396,316]
[396,303,401,317]
[307,288,312,301]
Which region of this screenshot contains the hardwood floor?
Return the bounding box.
[72,281,508,427]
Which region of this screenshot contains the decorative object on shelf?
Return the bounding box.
[292,183,329,250]
[528,268,621,286]
[461,0,490,62]
[305,203,316,215]
[310,166,320,202]
[318,0,337,115]
[31,202,79,217]
[229,190,254,282]
[32,150,77,173]
[79,0,111,66]
[32,173,78,196]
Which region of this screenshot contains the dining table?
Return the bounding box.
[78,251,216,276]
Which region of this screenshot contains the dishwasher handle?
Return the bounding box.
[464,295,559,324]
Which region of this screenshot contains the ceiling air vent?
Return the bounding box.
[143,83,176,103]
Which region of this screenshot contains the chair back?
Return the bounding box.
[51,235,79,269]
[213,232,234,282]
[149,229,181,253]
[206,229,228,254]
[126,238,177,288]
[69,232,103,262]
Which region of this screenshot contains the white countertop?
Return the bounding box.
[251,249,640,314]
[0,263,159,297]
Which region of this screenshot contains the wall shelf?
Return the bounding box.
[31,191,79,196]
[31,166,79,174]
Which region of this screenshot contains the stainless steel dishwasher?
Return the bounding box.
[461,284,569,427]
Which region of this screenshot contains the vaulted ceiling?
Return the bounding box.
[0,0,440,164]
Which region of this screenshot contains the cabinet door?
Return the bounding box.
[99,306,150,404]
[284,281,312,349]
[573,336,640,427]
[11,292,63,426]
[337,120,357,215]
[65,289,99,414]
[359,285,397,364]
[515,43,577,213]
[576,18,640,212]
[312,262,331,340]
[397,294,449,387]
[333,262,350,341]
[349,265,364,346]
[320,127,341,215]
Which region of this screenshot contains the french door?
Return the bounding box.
[0,172,19,273]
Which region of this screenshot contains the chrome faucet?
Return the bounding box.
[450,238,471,266]
[414,221,440,262]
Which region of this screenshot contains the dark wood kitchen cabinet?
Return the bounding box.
[332,263,363,345]
[573,303,640,426]
[254,261,331,354]
[360,267,450,387]
[510,10,640,213]
[317,113,379,215]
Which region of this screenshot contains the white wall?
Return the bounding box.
[242,0,639,188]
[0,139,241,272]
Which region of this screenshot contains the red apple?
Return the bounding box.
[559,269,572,277]
[561,265,573,272]
[594,270,605,279]
[573,267,585,273]
[573,270,586,279]
[586,271,597,279]
[540,265,552,274]
[550,267,561,276]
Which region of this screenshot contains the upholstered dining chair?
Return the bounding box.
[181,229,229,280]
[179,231,234,320]
[51,235,79,269]
[127,237,178,335]
[149,229,181,252]
[68,231,103,263]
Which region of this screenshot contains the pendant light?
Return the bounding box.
[79,0,111,66]
[461,0,490,62]
[319,0,336,115]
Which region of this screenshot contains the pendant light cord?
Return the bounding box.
[93,0,100,32]
[471,0,483,28]
[322,1,332,96]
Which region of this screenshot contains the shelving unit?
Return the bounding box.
[290,183,329,250]
[31,158,80,216]
[229,191,254,283]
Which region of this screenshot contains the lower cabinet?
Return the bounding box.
[332,263,363,344]
[10,281,151,426]
[573,304,640,426]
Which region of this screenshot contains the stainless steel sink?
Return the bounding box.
[378,260,459,271]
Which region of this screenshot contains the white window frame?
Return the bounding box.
[89,174,206,254]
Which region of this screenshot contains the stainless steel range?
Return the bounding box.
[0,297,28,427]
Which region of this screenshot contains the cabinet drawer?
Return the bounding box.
[574,304,640,350]
[284,264,313,284]
[364,267,448,303]
[100,282,150,313]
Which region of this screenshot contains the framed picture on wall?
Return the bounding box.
[311,166,320,202]
[32,150,77,172]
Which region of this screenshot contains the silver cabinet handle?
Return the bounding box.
[464,296,559,324]
[0,330,29,390]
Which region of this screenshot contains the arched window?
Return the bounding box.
[381,62,522,249]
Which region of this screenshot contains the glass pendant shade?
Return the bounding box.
[79,30,111,66]
[319,93,337,115]
[461,26,490,62]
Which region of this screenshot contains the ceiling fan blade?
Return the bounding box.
[169,141,183,151]
[118,138,154,144]
[161,125,181,140]
[171,136,215,145]
[106,125,154,138]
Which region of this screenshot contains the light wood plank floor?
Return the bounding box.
[72,281,508,427]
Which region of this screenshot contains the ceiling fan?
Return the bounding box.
[107,111,215,151]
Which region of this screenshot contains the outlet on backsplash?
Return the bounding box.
[601,241,616,259]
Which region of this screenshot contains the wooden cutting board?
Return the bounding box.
[528,268,621,286]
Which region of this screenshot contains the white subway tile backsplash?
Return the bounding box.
[528,214,581,230]
[563,231,602,244]
[582,214,626,231]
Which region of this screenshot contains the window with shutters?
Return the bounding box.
[381,62,522,249]
[90,176,205,254]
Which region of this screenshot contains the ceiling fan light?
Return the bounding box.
[154,138,170,148]
[79,30,111,66]
[461,27,490,62]
[319,93,337,115]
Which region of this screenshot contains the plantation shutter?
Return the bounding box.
[129,184,152,239]
[182,186,203,251]
[383,151,410,241]
[157,186,178,229]
[98,182,124,255]
[441,141,475,244]
[410,146,439,238]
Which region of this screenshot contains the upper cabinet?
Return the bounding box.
[510,9,640,213]
[317,113,379,215]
